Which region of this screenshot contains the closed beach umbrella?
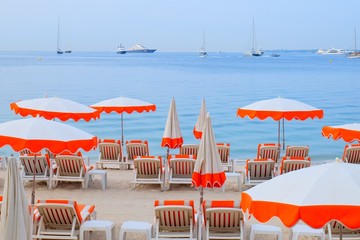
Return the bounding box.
[241,161,360,232]
[237,97,323,149]
[1,157,32,240]
[10,97,100,122]
[0,117,97,205]
[193,98,207,139]
[161,98,183,149]
[192,113,226,240]
[91,96,156,146]
[322,123,360,142]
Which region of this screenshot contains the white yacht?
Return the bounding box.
[317,47,345,55]
[116,44,126,54]
[127,44,156,53]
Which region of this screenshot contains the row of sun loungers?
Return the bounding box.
[26,198,360,240]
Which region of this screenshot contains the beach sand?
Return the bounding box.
[0,166,292,240]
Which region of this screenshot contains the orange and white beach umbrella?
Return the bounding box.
[241,161,360,229]
[192,113,226,189]
[10,97,100,122]
[237,97,323,148]
[322,123,360,142]
[161,98,183,149]
[91,96,156,145]
[193,98,207,139]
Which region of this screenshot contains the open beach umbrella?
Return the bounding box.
[0,117,97,205]
[322,123,360,143]
[1,157,32,240]
[241,161,360,237]
[91,96,156,146]
[237,97,323,149]
[193,98,207,139]
[192,113,226,239]
[10,97,100,122]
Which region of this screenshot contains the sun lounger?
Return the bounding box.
[241,158,275,191]
[33,199,95,240]
[154,200,196,239]
[19,154,53,188]
[96,139,129,169]
[132,156,164,191]
[217,143,233,172]
[326,220,360,239]
[179,144,199,156]
[202,200,244,239]
[126,140,149,169]
[257,143,280,163]
[342,144,360,164]
[279,157,311,175]
[283,145,310,159]
[52,155,93,189]
[166,154,196,190]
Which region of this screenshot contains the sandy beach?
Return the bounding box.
[0,163,295,240]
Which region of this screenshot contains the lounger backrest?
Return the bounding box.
[217,143,230,164]
[20,149,42,155]
[179,144,199,156]
[168,156,196,178]
[327,220,360,235]
[246,159,275,180]
[154,200,195,229]
[126,140,149,161]
[98,139,122,161]
[280,157,311,174]
[343,144,360,164]
[55,155,87,177]
[285,145,309,158]
[202,200,243,232]
[134,156,162,178]
[19,154,50,176]
[257,143,280,162]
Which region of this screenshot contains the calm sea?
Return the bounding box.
[0,51,359,164]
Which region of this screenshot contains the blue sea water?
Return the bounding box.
[0,50,359,164]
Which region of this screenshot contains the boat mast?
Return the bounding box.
[203,30,206,51]
[252,18,255,52]
[355,28,357,52]
[57,19,61,51]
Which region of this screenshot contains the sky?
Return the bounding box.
[1,0,359,52]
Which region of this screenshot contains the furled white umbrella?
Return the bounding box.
[0,117,97,205]
[161,97,183,150]
[1,157,32,240]
[241,161,360,236]
[193,98,207,139]
[10,97,100,122]
[91,96,156,146]
[192,113,226,240]
[237,97,323,149]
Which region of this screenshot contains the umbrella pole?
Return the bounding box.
[121,113,124,147]
[282,119,285,150]
[278,121,280,148]
[31,154,36,205]
[198,186,204,240]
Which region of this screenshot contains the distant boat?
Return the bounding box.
[271,53,280,57]
[116,44,126,54]
[57,19,63,54]
[126,44,156,53]
[65,49,72,53]
[198,31,207,57]
[348,28,360,59]
[317,47,345,55]
[250,18,264,56]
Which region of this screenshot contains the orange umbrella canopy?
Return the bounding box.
[10,97,100,122]
[322,123,360,142]
[241,162,360,229]
[0,117,97,154]
[161,98,183,149]
[237,97,323,120]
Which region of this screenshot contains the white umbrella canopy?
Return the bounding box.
[161,98,183,149]
[241,161,360,229]
[322,123,360,143]
[91,96,156,145]
[193,99,207,140]
[1,157,32,240]
[10,97,100,122]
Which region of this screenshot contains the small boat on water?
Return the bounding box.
[56,19,63,54]
[348,28,360,59]
[198,31,207,57]
[116,44,126,54]
[271,53,280,57]
[244,18,264,57]
[65,49,72,53]
[317,47,345,55]
[127,44,156,53]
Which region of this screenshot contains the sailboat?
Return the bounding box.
[56,19,63,54]
[250,18,264,56]
[198,31,207,57]
[348,28,360,59]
